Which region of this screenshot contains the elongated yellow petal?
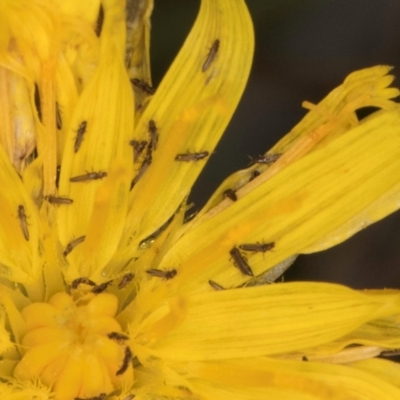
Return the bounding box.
[140,282,400,360]
[126,0,153,113]
[296,314,400,358]
[57,1,133,281]
[157,107,400,292]
[119,0,254,259]
[0,146,42,283]
[175,358,400,400]
[200,66,399,215]
[275,66,399,153]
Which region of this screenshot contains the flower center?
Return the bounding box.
[13,290,133,400]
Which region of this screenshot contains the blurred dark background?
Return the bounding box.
[150,0,400,290]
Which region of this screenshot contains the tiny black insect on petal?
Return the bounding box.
[129,140,147,163]
[70,171,107,182]
[71,276,96,289]
[34,83,42,122]
[91,280,113,294]
[118,273,135,289]
[131,78,156,95]
[116,346,133,376]
[63,235,86,257]
[239,242,275,253]
[74,121,87,153]
[45,195,73,205]
[208,280,225,291]
[17,205,29,241]
[202,39,220,72]
[229,247,254,276]
[95,4,104,37]
[56,165,61,188]
[223,188,237,201]
[146,269,177,280]
[130,147,152,189]
[175,151,209,162]
[108,331,129,343]
[251,153,282,165]
[56,102,62,129]
[148,120,159,150]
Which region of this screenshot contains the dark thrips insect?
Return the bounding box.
[56,102,62,129]
[34,83,42,122]
[45,195,73,205]
[251,153,282,165]
[118,273,135,289]
[91,280,113,294]
[131,78,156,95]
[63,235,86,257]
[108,331,129,343]
[70,171,107,182]
[202,39,220,72]
[208,280,225,291]
[130,146,152,189]
[229,247,254,276]
[71,276,96,289]
[17,205,29,241]
[95,4,104,37]
[175,151,209,162]
[239,242,275,253]
[74,121,87,153]
[129,140,147,163]
[148,120,159,150]
[116,346,132,376]
[146,268,177,280]
[223,188,237,202]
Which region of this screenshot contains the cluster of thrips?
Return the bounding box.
[19,36,282,289]
[19,30,288,400]
[208,242,276,290]
[129,118,210,190]
[27,14,245,400]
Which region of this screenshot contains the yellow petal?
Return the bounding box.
[351,358,400,389]
[175,358,400,400]
[298,314,400,358]
[125,0,153,113]
[146,282,400,360]
[0,146,42,283]
[159,107,400,292]
[57,1,134,280]
[200,66,399,215]
[120,0,254,257]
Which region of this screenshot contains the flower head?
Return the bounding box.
[1,0,400,399]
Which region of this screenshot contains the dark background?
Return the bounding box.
[150,0,400,290]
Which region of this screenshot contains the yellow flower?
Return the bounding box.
[1,0,400,399]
